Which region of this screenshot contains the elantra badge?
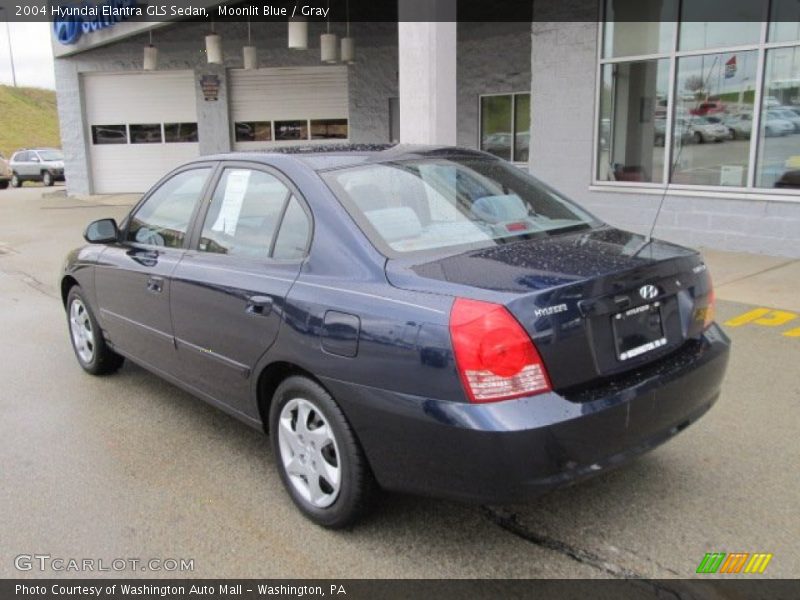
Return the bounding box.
[639,284,658,300]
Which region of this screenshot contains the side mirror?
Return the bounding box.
[84,218,119,244]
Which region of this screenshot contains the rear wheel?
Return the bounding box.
[42,171,54,187]
[66,286,124,375]
[269,376,375,528]
[10,173,21,188]
[0,180,8,189]
[693,131,703,144]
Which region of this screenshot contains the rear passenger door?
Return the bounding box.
[170,164,312,414]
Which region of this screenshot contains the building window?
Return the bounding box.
[91,125,127,145]
[235,121,272,142]
[598,59,669,182]
[597,0,800,193]
[164,122,199,143]
[129,124,162,144]
[480,92,530,163]
[274,120,309,141]
[310,119,348,139]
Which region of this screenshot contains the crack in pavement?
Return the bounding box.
[480,506,693,598]
[0,266,59,300]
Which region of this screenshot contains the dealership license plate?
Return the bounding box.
[612,302,667,361]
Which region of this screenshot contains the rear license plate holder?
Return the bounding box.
[612,301,667,361]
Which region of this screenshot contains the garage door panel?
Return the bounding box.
[83,71,199,194]
[230,67,349,149]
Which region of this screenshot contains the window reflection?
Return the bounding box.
[598,59,668,182]
[757,47,800,189]
[671,51,757,187]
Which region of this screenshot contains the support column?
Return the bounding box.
[398,0,457,145]
[194,63,231,155]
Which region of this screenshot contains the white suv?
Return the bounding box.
[9,148,65,187]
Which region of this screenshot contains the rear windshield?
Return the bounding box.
[322,157,597,256]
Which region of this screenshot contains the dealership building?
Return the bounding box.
[51,0,800,256]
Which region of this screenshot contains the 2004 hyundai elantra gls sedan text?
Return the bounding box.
[62,145,730,527]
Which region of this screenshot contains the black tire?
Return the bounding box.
[10,173,21,188]
[0,180,8,189]
[66,286,124,375]
[729,128,737,140]
[42,171,54,187]
[693,131,703,144]
[269,376,376,528]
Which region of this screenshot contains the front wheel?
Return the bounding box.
[693,131,703,144]
[269,376,376,528]
[42,171,54,187]
[66,287,124,375]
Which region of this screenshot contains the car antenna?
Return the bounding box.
[632,56,720,258]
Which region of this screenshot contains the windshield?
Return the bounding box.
[322,157,598,256]
[37,150,63,161]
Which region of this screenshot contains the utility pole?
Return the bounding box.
[0,8,16,87]
[5,21,16,87]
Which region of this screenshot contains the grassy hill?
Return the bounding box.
[0,85,60,158]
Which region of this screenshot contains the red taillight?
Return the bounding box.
[449,298,552,403]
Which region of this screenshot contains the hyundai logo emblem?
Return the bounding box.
[639,284,658,300]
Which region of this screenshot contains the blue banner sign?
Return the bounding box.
[52,0,140,45]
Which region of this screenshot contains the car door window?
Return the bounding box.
[127,168,211,248]
[272,196,311,259]
[199,168,291,259]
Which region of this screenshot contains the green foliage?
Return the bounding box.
[0,85,60,158]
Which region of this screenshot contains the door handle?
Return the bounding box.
[246,295,273,316]
[146,276,164,293]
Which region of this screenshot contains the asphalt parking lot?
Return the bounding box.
[1,186,798,580]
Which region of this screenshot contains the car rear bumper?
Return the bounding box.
[321,324,730,504]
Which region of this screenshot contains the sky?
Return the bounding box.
[0,22,55,89]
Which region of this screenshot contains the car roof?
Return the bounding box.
[195,144,498,172]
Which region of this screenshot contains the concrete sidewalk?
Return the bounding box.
[701,248,800,313]
[49,188,799,313]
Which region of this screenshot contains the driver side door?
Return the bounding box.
[94,165,214,376]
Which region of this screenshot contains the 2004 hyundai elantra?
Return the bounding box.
[62,145,730,527]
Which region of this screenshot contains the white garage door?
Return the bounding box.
[230,66,349,151]
[83,71,199,194]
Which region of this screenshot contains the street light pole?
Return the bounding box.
[4,20,16,87]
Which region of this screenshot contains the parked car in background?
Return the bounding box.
[690,101,727,116]
[723,113,753,140]
[763,113,795,137]
[768,108,800,133]
[9,148,65,187]
[687,116,731,143]
[0,153,11,189]
[61,145,729,527]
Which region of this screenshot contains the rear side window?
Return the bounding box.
[127,168,211,248]
[272,197,311,259]
[198,169,291,259]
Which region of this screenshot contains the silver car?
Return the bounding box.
[9,148,65,187]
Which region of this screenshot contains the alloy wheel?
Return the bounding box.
[69,299,95,364]
[278,397,342,508]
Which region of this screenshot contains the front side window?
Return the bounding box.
[597,59,669,183]
[127,168,210,248]
[323,157,596,256]
[37,150,63,161]
[199,169,291,259]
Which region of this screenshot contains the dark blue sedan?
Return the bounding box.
[61,145,729,527]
